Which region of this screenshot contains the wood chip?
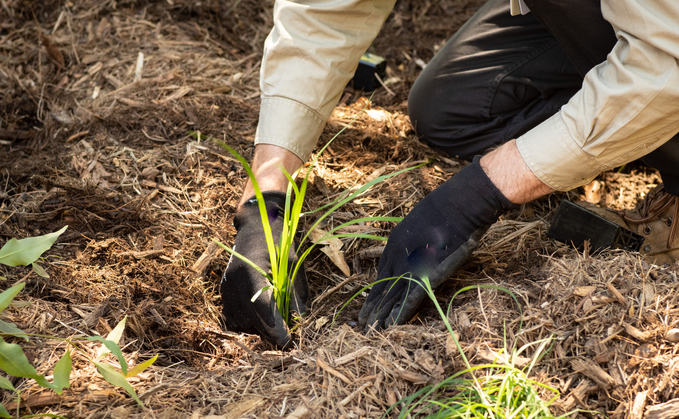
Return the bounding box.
[623,321,653,341]
[316,350,352,385]
[629,391,648,419]
[83,297,115,328]
[118,249,164,259]
[222,397,267,419]
[572,358,616,388]
[646,398,679,419]
[573,286,596,297]
[334,347,371,366]
[606,282,627,305]
[561,379,597,411]
[339,382,372,407]
[191,241,222,277]
[41,34,65,68]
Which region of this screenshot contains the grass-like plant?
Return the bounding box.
[387,288,560,418]
[395,281,565,418]
[338,276,567,418]
[192,122,425,326]
[0,229,157,417]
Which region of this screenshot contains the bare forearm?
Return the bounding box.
[239,144,304,207]
[480,140,554,204]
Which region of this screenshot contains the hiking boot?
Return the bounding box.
[618,184,679,265]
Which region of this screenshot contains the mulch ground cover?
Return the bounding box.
[1,0,679,418]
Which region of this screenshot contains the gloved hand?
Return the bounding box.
[221,191,309,347]
[358,157,517,330]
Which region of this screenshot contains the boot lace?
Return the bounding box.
[621,184,679,248]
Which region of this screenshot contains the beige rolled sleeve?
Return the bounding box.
[255,0,396,161]
[517,0,679,191]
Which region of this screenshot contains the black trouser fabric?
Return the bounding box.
[408,0,679,195]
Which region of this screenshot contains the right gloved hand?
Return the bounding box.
[358,157,517,330]
[220,191,309,347]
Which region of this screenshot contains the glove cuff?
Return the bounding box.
[234,191,288,231]
[435,156,518,227]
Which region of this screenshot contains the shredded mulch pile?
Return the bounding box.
[1,1,679,418]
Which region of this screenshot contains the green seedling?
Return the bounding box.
[337,276,570,418]
[0,229,156,416]
[398,280,567,418]
[197,123,426,325]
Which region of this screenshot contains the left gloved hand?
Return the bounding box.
[358,156,517,330]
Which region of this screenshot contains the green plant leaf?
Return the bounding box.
[0,319,28,341]
[0,337,57,391]
[52,350,72,394]
[0,403,9,418]
[0,226,67,267]
[31,262,49,278]
[0,282,25,314]
[0,336,40,377]
[95,362,144,407]
[92,315,128,374]
[0,375,15,391]
[87,336,128,376]
[250,285,272,303]
[125,354,158,378]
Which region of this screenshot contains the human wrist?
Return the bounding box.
[480,140,554,204]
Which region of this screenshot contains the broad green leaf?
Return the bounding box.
[0,226,67,267]
[95,362,143,407]
[125,354,158,378]
[0,319,28,341]
[0,282,25,313]
[105,316,127,345]
[32,263,49,278]
[0,336,39,377]
[0,403,9,418]
[0,375,15,391]
[0,337,58,391]
[52,350,72,394]
[93,315,127,370]
[87,336,128,376]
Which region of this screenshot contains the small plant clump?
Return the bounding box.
[191,122,425,326]
[388,282,568,418]
[0,228,157,417]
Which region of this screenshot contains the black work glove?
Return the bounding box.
[221,191,309,347]
[358,157,517,330]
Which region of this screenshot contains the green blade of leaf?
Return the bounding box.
[250,286,272,303]
[105,316,127,345]
[52,350,72,394]
[0,336,40,377]
[0,403,9,418]
[300,162,427,247]
[0,337,58,391]
[95,362,144,407]
[0,226,67,267]
[31,262,49,278]
[0,375,15,391]
[125,354,158,378]
[87,336,128,376]
[215,141,279,282]
[213,240,270,279]
[0,319,29,341]
[0,282,25,313]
